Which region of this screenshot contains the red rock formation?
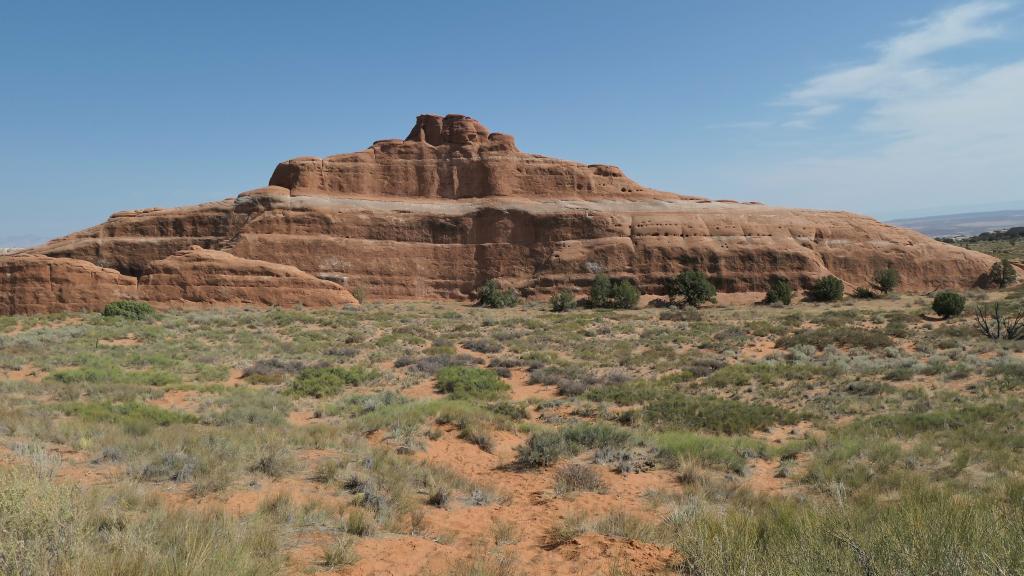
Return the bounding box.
[139,246,359,307]
[0,254,137,315]
[7,114,1000,312]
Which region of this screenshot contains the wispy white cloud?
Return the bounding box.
[724,1,1024,217]
[786,1,1011,116]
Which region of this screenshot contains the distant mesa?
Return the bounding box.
[0,113,999,315]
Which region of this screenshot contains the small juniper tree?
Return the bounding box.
[990,259,1018,288]
[550,289,577,312]
[101,300,155,320]
[665,270,717,307]
[590,274,612,308]
[763,277,794,305]
[476,279,519,308]
[932,291,966,319]
[809,276,844,302]
[607,279,640,309]
[873,267,901,294]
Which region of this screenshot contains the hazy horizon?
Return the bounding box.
[2,1,1023,242]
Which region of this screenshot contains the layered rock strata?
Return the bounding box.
[1,113,999,313]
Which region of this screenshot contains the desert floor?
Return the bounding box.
[2,286,1023,575]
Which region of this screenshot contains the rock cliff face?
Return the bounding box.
[0,254,137,315]
[0,248,358,315]
[139,246,359,308]
[0,113,999,313]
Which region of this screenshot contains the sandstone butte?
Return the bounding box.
[0,113,1000,315]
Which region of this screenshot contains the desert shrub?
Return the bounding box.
[607,279,641,309]
[589,273,613,307]
[61,401,196,435]
[477,279,519,308]
[666,270,717,307]
[669,483,1024,576]
[434,366,509,400]
[990,259,1018,288]
[561,421,635,449]
[764,277,793,305]
[102,300,155,320]
[975,304,1024,341]
[515,430,571,467]
[932,291,966,319]
[249,444,296,478]
[553,463,606,495]
[291,365,381,397]
[808,275,844,302]
[873,267,901,294]
[321,535,359,568]
[529,365,604,396]
[243,358,305,384]
[589,276,640,309]
[401,353,482,375]
[550,289,577,312]
[487,401,529,420]
[653,431,763,474]
[515,423,634,468]
[777,326,892,350]
[644,395,796,435]
[853,287,877,299]
[209,389,292,426]
[462,338,502,354]
[0,467,284,574]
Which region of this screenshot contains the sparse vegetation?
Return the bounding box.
[3,289,1024,574]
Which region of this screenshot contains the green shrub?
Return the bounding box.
[101,300,155,320]
[62,401,196,435]
[515,422,635,468]
[291,366,381,397]
[777,326,892,350]
[476,279,519,308]
[853,287,877,299]
[666,270,717,307]
[873,267,901,294]
[434,366,509,400]
[550,289,577,312]
[644,395,796,435]
[607,279,640,309]
[990,259,1018,288]
[588,275,640,309]
[764,277,793,305]
[515,430,570,467]
[932,291,966,319]
[553,463,606,495]
[590,273,613,308]
[808,276,844,302]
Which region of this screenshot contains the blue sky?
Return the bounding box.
[2,1,1022,245]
